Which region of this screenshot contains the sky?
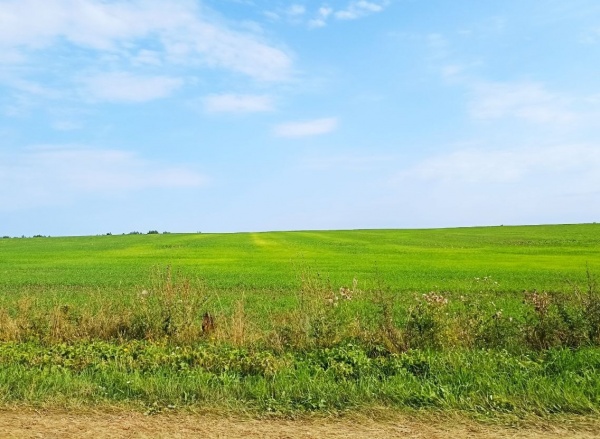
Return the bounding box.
[1,0,600,236]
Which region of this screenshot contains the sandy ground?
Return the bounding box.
[0,409,599,439]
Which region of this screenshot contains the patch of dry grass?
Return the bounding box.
[0,408,598,439]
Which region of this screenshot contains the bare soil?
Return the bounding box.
[1,409,599,439]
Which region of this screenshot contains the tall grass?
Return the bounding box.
[1,265,600,353]
[0,266,600,416]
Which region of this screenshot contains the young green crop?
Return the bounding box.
[1,224,599,295]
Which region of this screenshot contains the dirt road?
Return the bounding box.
[0,409,598,439]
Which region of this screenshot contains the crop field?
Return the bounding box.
[1,224,600,422]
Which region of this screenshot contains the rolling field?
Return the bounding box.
[1,224,600,420]
[1,223,599,293]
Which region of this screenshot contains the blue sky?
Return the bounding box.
[1,0,599,236]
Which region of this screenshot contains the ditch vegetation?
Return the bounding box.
[0,265,600,418]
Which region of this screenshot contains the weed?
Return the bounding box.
[405,292,450,349]
[370,283,406,354]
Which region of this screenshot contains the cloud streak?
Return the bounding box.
[400,144,600,184]
[469,81,576,124]
[268,1,389,28]
[334,1,388,20]
[81,72,183,103]
[273,117,339,138]
[203,94,275,113]
[0,146,207,210]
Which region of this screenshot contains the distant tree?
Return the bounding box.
[147,230,159,235]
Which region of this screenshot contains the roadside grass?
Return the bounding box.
[1,263,599,352]
[0,341,599,418]
[0,264,599,418]
[0,224,600,418]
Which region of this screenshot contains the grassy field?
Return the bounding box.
[1,224,599,292]
[1,224,600,418]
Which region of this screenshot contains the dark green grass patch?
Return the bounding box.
[0,341,598,417]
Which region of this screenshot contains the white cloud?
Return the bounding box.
[5,78,63,100]
[264,4,305,23]
[0,146,207,210]
[287,4,306,16]
[441,64,464,79]
[469,81,576,124]
[81,72,183,103]
[273,117,339,138]
[132,49,163,66]
[0,0,181,50]
[203,94,274,113]
[400,144,600,184]
[273,1,388,28]
[0,0,293,83]
[308,7,333,28]
[390,143,600,227]
[334,1,388,20]
[0,78,64,116]
[301,153,394,171]
[51,120,81,131]
[185,23,292,82]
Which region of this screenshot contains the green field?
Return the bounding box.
[2,223,599,293]
[1,224,600,418]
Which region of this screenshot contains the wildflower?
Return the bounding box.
[422,292,448,306]
[339,286,353,300]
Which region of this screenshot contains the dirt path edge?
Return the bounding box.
[0,408,598,439]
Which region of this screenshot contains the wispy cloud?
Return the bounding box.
[81,72,183,103]
[264,3,306,22]
[268,1,389,28]
[400,144,600,184]
[0,0,293,108]
[308,7,334,28]
[0,78,64,116]
[420,31,589,127]
[390,143,600,226]
[273,117,339,138]
[0,0,195,51]
[469,81,576,124]
[334,0,388,20]
[0,146,207,210]
[203,94,275,113]
[301,153,394,171]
